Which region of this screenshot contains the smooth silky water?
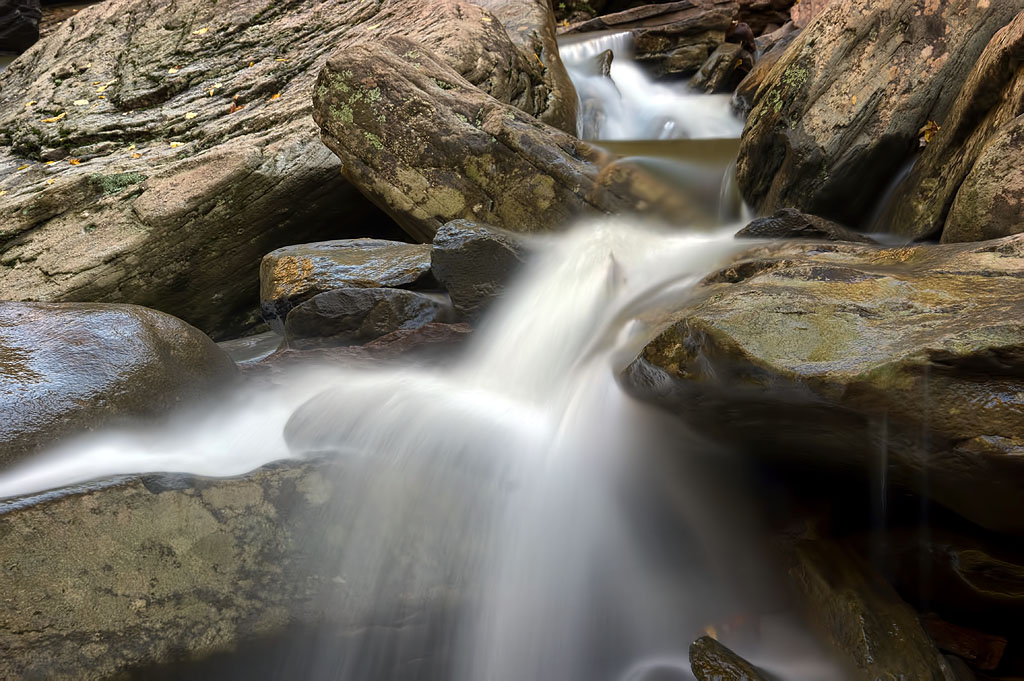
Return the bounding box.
[0,32,842,681]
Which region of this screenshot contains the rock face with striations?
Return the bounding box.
[884,11,1024,243]
[736,0,1024,228]
[311,1,634,242]
[0,302,237,467]
[626,235,1024,533]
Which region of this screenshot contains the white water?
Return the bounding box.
[560,32,744,141]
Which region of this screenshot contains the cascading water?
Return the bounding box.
[559,32,744,141]
[0,30,841,681]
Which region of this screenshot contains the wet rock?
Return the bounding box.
[0,301,236,467]
[0,458,465,680]
[591,157,720,226]
[0,0,418,337]
[689,636,772,681]
[259,239,434,333]
[430,219,532,320]
[0,0,41,52]
[736,0,1024,228]
[737,0,795,36]
[779,537,951,680]
[312,21,628,242]
[921,614,1007,671]
[736,208,876,243]
[284,288,456,349]
[625,235,1024,532]
[561,0,738,77]
[885,12,1024,242]
[690,42,753,94]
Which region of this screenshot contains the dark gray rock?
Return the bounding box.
[259,239,434,333]
[0,301,237,467]
[736,208,876,243]
[0,0,41,52]
[430,219,532,320]
[689,636,771,681]
[689,42,753,94]
[284,287,456,349]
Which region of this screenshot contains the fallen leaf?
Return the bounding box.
[47,178,56,185]
[169,142,184,148]
[131,153,142,159]
[248,61,254,67]
[918,120,940,147]
[42,112,67,123]
[16,165,29,171]
[69,159,82,165]
[127,144,136,151]
[274,58,289,62]
[74,99,89,106]
[168,67,180,74]
[269,93,281,100]
[0,190,6,196]
[96,85,108,93]
[25,100,37,107]
[192,27,210,35]
[851,95,857,105]
[92,81,101,85]
[185,111,197,119]
[97,95,106,100]
[481,15,492,22]
[365,24,381,30]
[45,161,55,166]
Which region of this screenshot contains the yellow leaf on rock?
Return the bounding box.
[45,161,55,165]
[185,112,197,119]
[42,112,66,123]
[16,165,28,171]
[0,190,6,196]
[169,142,184,148]
[74,99,89,106]
[69,159,82,165]
[274,58,289,62]
[131,153,142,159]
[25,100,36,107]
[47,178,55,185]
[480,15,492,22]
[127,144,136,151]
[193,27,210,35]
[168,67,180,74]
[270,93,281,100]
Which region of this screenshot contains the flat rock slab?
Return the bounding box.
[0,301,237,466]
[736,207,876,243]
[259,239,434,331]
[627,234,1024,532]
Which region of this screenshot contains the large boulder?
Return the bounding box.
[312,23,630,242]
[736,0,1024,228]
[259,239,434,332]
[0,0,40,52]
[625,235,1024,532]
[0,0,410,337]
[0,302,237,467]
[884,11,1024,242]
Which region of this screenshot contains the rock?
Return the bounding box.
[736,0,1024,228]
[283,288,456,349]
[259,239,434,333]
[625,235,1024,532]
[430,220,532,320]
[561,0,738,77]
[689,636,772,681]
[884,11,1024,242]
[733,26,798,115]
[0,458,467,680]
[591,157,721,226]
[737,0,795,36]
[778,536,951,680]
[736,208,876,243]
[0,302,237,467]
[726,20,755,52]
[0,0,40,53]
[920,614,1007,671]
[789,0,834,28]
[312,23,629,242]
[690,42,753,94]
[0,0,415,338]
[943,114,1024,244]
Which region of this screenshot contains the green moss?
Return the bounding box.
[431,78,456,91]
[89,172,147,196]
[364,132,384,150]
[330,104,353,124]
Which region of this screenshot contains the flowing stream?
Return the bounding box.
[0,31,841,681]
